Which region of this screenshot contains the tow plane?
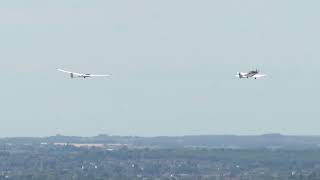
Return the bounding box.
[236,69,266,79]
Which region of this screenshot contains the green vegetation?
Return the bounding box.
[1,143,320,179]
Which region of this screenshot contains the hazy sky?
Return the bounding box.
[0,0,319,137]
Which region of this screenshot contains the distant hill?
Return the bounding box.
[1,134,320,149]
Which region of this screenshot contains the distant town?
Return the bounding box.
[0,134,319,179]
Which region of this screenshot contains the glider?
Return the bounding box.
[57,69,111,78]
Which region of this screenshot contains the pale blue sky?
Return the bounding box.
[0,0,319,136]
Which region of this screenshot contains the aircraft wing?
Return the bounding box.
[57,69,83,76]
[253,74,267,79]
[88,74,111,77]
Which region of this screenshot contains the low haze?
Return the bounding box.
[0,0,319,137]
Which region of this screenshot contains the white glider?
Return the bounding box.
[57,69,111,78]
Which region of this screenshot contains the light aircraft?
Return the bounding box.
[57,69,111,78]
[236,69,266,79]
